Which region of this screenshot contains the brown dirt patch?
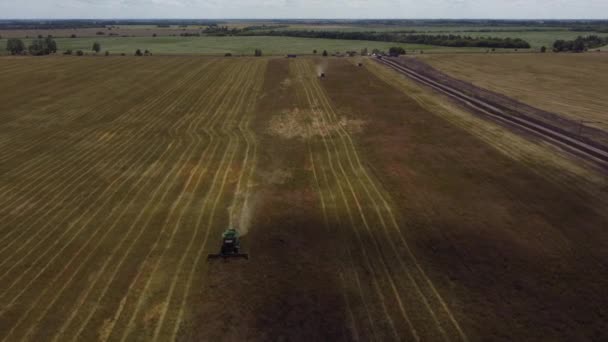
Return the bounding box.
[268,108,365,140]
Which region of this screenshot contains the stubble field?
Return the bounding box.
[419,53,608,131]
[1,56,607,341]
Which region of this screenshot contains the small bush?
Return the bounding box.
[76,50,84,56]
[64,49,73,55]
[225,53,232,57]
[388,46,406,56]
[105,51,110,56]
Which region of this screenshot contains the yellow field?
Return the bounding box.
[419,53,608,130]
[0,57,268,341]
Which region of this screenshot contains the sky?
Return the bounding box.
[1,0,607,19]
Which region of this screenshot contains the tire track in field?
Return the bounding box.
[157,60,266,341]
[0,58,201,243]
[0,60,228,340]
[0,60,216,308]
[165,61,264,340]
[302,63,444,340]
[114,61,256,342]
[23,60,239,342]
[0,58,177,183]
[0,58,112,118]
[0,58,138,162]
[308,142,366,341]
[298,59,467,341]
[51,60,245,342]
[0,58,202,304]
[0,58,189,210]
[0,60,209,283]
[0,58,185,218]
[305,62,467,341]
[0,58,142,149]
[0,133,172,341]
[306,63,448,340]
[150,65,257,340]
[306,105,404,341]
[293,60,408,340]
[295,60,436,340]
[0,61,189,261]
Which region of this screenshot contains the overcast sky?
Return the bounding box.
[1,0,607,19]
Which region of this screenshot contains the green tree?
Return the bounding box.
[540,46,547,53]
[76,50,84,56]
[322,50,328,57]
[6,38,25,55]
[361,47,368,56]
[28,36,57,56]
[92,42,101,53]
[254,48,262,56]
[313,49,317,54]
[388,46,406,56]
[135,49,143,56]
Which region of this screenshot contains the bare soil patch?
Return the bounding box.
[268,108,365,139]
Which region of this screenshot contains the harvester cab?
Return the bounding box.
[207,228,249,260]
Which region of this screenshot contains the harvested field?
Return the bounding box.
[419,53,608,131]
[1,56,607,341]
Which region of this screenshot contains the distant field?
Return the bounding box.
[4,23,607,51]
[0,36,488,56]
[0,26,205,38]
[271,25,607,49]
[281,24,568,32]
[419,53,608,130]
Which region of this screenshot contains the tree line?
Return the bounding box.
[6,37,110,56]
[235,30,531,49]
[6,36,57,55]
[553,35,608,52]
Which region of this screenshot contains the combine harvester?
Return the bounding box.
[208,228,249,260]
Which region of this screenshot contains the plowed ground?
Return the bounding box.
[1,56,607,341]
